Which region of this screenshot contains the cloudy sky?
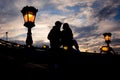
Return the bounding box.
[0,0,120,52]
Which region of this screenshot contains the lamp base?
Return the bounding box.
[24,22,35,28]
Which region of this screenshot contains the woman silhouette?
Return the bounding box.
[61,23,80,51]
[61,23,73,49]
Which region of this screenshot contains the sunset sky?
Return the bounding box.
[0,0,120,52]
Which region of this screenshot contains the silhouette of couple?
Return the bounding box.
[48,21,80,51]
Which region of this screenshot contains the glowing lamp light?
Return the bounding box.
[28,45,31,48]
[24,12,35,23]
[103,33,111,43]
[101,46,109,52]
[21,6,38,27]
[43,45,47,49]
[104,35,111,41]
[63,46,68,50]
[41,45,49,50]
[17,44,20,47]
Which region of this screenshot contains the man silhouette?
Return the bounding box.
[47,21,62,49]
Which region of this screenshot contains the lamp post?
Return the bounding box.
[21,6,38,48]
[100,33,115,54]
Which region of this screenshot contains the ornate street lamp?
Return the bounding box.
[100,33,115,54]
[21,6,38,48]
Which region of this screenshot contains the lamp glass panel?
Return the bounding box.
[24,12,35,22]
[102,46,109,52]
[105,35,111,41]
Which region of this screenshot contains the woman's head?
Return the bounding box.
[63,23,69,30]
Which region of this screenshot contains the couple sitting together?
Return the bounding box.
[48,21,80,52]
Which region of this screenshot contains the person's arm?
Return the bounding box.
[73,39,79,50]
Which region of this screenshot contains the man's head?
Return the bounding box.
[55,21,62,26]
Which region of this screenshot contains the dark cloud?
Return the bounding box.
[95,0,120,21]
[112,24,120,32]
[72,25,99,39]
[0,0,19,24]
[97,6,116,19]
[112,38,120,46]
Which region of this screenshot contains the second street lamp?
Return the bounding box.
[103,33,111,47]
[100,33,115,54]
[21,6,38,48]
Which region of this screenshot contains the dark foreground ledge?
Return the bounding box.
[0,47,120,79]
[0,47,120,64]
